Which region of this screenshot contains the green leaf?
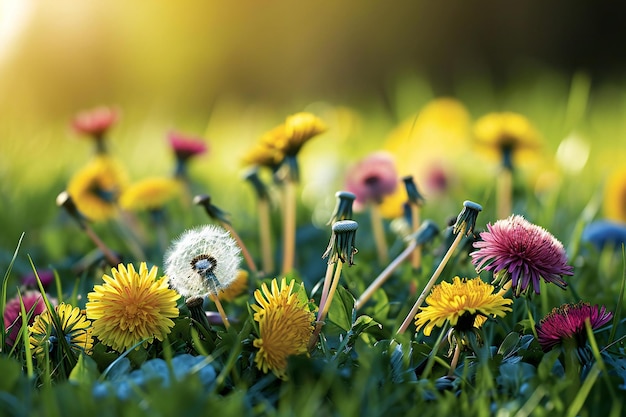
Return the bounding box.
[69,354,100,385]
[351,315,382,337]
[327,285,355,332]
[0,356,22,392]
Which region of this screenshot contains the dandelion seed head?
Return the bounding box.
[164,225,242,297]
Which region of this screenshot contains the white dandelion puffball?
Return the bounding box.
[164,224,242,297]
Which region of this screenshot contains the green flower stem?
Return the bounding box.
[355,239,417,310]
[497,167,513,219]
[281,179,297,274]
[370,203,389,264]
[397,231,465,334]
[258,197,274,275]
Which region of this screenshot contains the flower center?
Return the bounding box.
[191,254,220,292]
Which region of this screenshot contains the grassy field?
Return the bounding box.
[1,71,626,417]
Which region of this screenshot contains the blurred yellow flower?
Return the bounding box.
[119,177,182,211]
[67,156,128,221]
[604,168,626,222]
[414,276,512,336]
[242,141,284,169]
[252,278,315,380]
[473,112,541,168]
[29,303,93,363]
[86,263,179,352]
[210,270,249,302]
[281,112,327,155]
[384,98,470,201]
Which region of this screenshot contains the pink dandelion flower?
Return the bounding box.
[345,151,398,211]
[3,291,47,346]
[168,131,209,178]
[536,302,613,352]
[72,106,119,138]
[470,215,573,296]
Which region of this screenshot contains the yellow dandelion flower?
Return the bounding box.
[67,156,128,221]
[604,167,626,222]
[252,278,315,379]
[473,112,541,168]
[29,303,93,362]
[281,112,327,155]
[210,270,249,302]
[86,262,180,352]
[119,177,183,211]
[242,141,284,169]
[415,276,512,336]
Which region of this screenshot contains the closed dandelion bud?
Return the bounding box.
[322,220,359,265]
[327,191,356,225]
[453,200,482,237]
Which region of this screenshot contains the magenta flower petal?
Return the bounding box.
[72,106,119,137]
[21,269,55,289]
[470,215,573,296]
[344,151,398,210]
[3,291,47,346]
[168,131,208,160]
[536,302,613,352]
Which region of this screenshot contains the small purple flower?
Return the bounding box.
[536,302,613,352]
[21,269,55,289]
[470,215,573,296]
[3,291,47,346]
[344,151,398,211]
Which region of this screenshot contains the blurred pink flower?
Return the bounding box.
[72,106,119,137]
[21,269,55,289]
[3,291,47,346]
[536,302,612,352]
[345,151,398,211]
[168,131,208,160]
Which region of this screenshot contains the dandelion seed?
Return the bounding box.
[164,225,242,297]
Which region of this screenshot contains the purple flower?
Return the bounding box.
[470,215,573,296]
[536,302,613,352]
[21,269,55,289]
[344,151,398,211]
[3,291,47,346]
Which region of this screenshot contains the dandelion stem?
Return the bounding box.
[410,204,421,270]
[309,261,344,351]
[258,198,274,274]
[319,261,344,322]
[281,179,297,274]
[355,240,417,310]
[448,340,462,377]
[317,261,337,319]
[221,222,258,275]
[83,225,120,266]
[211,294,230,330]
[397,231,465,334]
[497,167,513,219]
[370,204,389,264]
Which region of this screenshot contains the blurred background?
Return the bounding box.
[2,0,626,268]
